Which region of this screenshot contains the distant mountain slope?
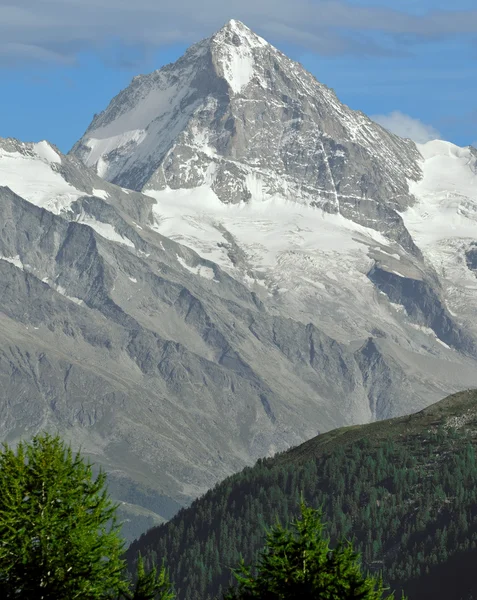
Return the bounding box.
[0,137,442,542]
[128,389,477,600]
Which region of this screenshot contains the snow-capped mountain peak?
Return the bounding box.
[0,136,151,243]
[72,20,421,248]
[0,138,80,212]
[209,20,268,94]
[212,19,268,49]
[31,140,62,164]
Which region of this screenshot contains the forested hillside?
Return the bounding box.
[128,390,477,600]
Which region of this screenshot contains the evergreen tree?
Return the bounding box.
[125,555,175,600]
[224,503,400,600]
[0,433,174,600]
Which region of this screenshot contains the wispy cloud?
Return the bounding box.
[0,43,74,67]
[0,1,477,66]
[371,111,440,143]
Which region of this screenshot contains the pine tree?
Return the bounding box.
[224,503,401,600]
[125,555,175,600]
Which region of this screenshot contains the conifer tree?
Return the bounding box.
[0,433,174,600]
[126,555,175,600]
[224,502,402,600]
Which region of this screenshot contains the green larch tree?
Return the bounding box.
[0,433,174,600]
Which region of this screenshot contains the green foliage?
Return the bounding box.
[0,433,125,599]
[0,433,175,600]
[224,503,396,600]
[128,392,477,600]
[126,555,175,600]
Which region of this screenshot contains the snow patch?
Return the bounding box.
[145,184,397,340]
[96,156,108,179]
[389,302,406,314]
[403,139,477,321]
[218,46,254,94]
[78,217,135,248]
[55,286,84,306]
[92,188,110,199]
[211,21,266,94]
[80,79,198,182]
[404,140,477,249]
[85,130,147,171]
[409,323,451,350]
[176,256,216,280]
[34,141,61,164]
[0,255,23,270]
[0,148,83,213]
[375,248,401,261]
[148,184,389,274]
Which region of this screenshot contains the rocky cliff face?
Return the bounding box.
[2,21,477,540]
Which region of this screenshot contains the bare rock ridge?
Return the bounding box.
[1,21,477,540]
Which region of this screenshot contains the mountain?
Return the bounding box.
[2,20,477,540]
[71,21,477,406]
[0,135,432,540]
[128,389,477,600]
[72,20,422,252]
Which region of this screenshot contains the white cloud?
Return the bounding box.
[371,111,440,143]
[0,2,476,65]
[0,42,74,66]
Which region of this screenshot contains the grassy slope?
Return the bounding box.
[277,389,477,464]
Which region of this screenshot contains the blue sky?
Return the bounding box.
[0,0,476,152]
